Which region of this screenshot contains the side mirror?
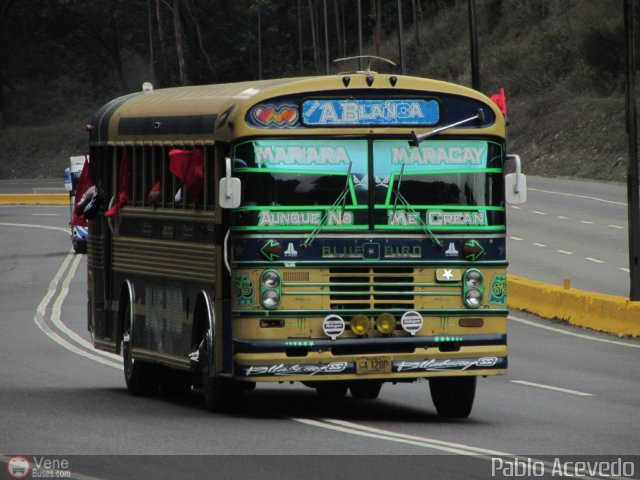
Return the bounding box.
[505,154,527,204]
[219,156,241,209]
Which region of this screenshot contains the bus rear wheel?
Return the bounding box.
[429,376,476,418]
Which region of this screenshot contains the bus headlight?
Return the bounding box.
[375,313,396,334]
[350,315,371,336]
[261,270,280,288]
[465,269,483,288]
[463,269,484,309]
[261,289,280,308]
[261,270,281,309]
[464,289,483,308]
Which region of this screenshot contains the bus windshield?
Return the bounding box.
[232,138,504,231]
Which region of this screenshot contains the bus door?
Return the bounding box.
[88,146,117,352]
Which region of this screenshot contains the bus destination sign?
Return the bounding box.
[302,99,439,126]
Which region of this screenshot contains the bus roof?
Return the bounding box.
[89,73,505,146]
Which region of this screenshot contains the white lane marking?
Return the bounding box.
[558,215,569,219]
[609,224,624,229]
[292,417,513,456]
[324,418,515,456]
[510,205,522,210]
[557,250,573,255]
[585,257,604,264]
[621,267,631,273]
[532,243,547,247]
[509,236,523,241]
[532,211,547,215]
[529,188,626,206]
[291,419,606,479]
[34,250,121,370]
[0,221,68,234]
[580,220,594,225]
[510,380,593,397]
[5,221,117,364]
[509,315,640,349]
[32,213,60,216]
[50,253,120,361]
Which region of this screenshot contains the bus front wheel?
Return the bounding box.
[429,376,476,418]
[122,329,158,396]
[198,331,236,412]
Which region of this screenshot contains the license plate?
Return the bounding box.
[355,356,392,375]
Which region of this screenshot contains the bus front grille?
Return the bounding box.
[328,268,415,310]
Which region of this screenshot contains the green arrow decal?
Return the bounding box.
[261,240,282,261]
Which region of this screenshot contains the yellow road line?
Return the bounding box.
[0,193,69,205]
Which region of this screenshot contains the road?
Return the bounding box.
[508,176,630,297]
[0,200,639,479]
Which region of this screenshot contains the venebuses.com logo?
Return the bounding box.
[6,456,71,479]
[7,457,30,479]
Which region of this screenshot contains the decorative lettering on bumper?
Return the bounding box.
[237,356,506,377]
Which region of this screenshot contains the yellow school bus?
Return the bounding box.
[86,70,526,417]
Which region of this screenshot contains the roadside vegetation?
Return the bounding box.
[0,0,629,181]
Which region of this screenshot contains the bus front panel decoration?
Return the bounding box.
[85,72,525,418]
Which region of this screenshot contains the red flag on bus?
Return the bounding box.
[169,149,204,203]
[105,152,130,217]
[490,87,508,117]
[71,157,92,226]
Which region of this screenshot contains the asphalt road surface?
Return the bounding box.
[507,176,631,297]
[1,202,638,479]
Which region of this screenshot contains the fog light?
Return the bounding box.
[376,313,396,334]
[350,314,371,336]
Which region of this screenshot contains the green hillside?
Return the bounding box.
[0,0,628,182]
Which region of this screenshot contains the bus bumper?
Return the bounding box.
[232,337,507,382]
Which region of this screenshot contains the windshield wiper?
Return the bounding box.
[302,161,352,248]
[409,108,485,146]
[391,162,443,248]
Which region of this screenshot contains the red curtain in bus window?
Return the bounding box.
[71,157,92,226]
[169,149,204,203]
[105,152,130,217]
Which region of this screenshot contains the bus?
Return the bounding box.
[86,68,526,418]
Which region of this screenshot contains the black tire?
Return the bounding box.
[429,376,477,418]
[159,367,193,398]
[199,331,237,412]
[316,382,348,399]
[122,329,158,396]
[350,381,382,400]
